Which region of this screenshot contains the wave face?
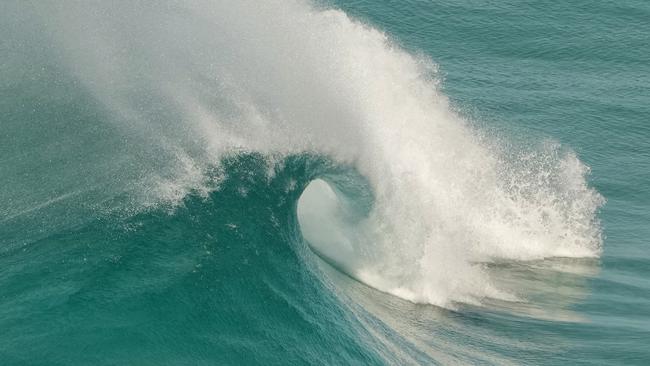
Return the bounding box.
[0,0,614,364]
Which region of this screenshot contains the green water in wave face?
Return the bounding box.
[0,155,388,365]
[1,0,649,365]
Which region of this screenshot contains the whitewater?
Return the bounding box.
[6,0,602,306]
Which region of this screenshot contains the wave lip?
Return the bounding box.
[5,0,604,309]
[297,147,603,309]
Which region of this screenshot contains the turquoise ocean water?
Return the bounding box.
[1,1,649,364]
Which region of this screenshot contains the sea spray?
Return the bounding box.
[7,0,603,308]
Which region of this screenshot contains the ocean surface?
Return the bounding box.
[1,0,649,364]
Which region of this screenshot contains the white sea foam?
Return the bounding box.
[32,0,603,307]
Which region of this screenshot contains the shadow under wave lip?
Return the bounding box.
[477,257,600,322]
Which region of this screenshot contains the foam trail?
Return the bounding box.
[23,0,603,307]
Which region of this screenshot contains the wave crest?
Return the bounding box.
[7,0,603,308]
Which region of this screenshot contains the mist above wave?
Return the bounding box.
[6,0,604,307]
